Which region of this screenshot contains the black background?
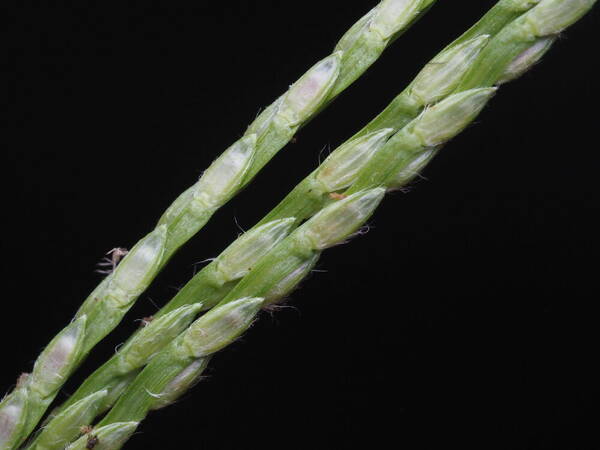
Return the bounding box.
[4,1,599,449]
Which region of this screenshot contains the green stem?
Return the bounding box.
[99,352,190,424]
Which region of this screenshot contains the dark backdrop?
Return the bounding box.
[4,1,599,449]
